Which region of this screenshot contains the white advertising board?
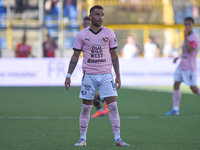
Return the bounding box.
[0,58,199,86]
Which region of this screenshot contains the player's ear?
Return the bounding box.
[89,14,92,20]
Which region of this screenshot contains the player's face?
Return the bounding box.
[90,9,104,27]
[83,20,91,28]
[184,20,194,32]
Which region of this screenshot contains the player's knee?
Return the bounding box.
[108,102,117,112]
[190,87,198,94]
[174,83,180,90]
[82,105,92,114]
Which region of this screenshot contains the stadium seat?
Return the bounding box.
[0,14,6,28]
[44,14,58,28]
[47,28,58,39]
[0,37,7,48]
[64,28,79,48]
[63,5,77,20]
[0,0,3,7]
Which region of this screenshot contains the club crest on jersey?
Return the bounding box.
[102,37,108,43]
[85,38,90,42]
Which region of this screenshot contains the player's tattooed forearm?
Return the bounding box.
[68,59,78,74]
[112,55,120,76]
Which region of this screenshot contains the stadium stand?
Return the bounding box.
[1,0,200,57]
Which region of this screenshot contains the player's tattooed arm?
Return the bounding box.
[68,50,81,74]
[110,49,121,90]
[110,49,120,77]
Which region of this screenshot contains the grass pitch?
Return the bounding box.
[0,86,200,150]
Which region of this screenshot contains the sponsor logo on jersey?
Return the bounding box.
[85,38,90,42]
[87,59,106,63]
[102,37,108,43]
[91,45,103,58]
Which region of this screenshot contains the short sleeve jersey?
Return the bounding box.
[73,26,118,74]
[16,44,31,57]
[179,32,199,71]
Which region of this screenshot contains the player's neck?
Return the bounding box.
[90,25,102,33]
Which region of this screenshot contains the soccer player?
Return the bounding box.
[64,5,129,146]
[82,16,91,28]
[165,17,200,116]
[82,16,109,118]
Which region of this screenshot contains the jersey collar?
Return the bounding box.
[89,27,102,35]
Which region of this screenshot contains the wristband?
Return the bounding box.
[66,73,71,78]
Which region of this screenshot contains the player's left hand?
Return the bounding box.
[64,77,71,90]
[115,76,121,90]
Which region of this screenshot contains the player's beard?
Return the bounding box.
[92,18,102,27]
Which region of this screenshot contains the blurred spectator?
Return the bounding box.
[45,0,53,13]
[45,0,58,16]
[173,1,194,24]
[191,0,198,19]
[15,0,29,13]
[82,16,90,28]
[15,35,31,57]
[163,43,179,58]
[63,0,77,20]
[121,36,139,59]
[143,37,159,60]
[43,34,57,57]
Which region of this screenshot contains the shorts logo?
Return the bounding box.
[83,84,91,90]
[111,80,116,91]
[190,74,192,80]
[102,37,108,43]
[81,90,87,95]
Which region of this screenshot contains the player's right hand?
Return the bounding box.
[64,78,71,90]
[173,57,179,63]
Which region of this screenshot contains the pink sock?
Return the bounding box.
[173,90,181,111]
[198,89,200,96]
[80,104,92,134]
[107,102,120,134]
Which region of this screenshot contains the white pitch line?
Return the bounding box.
[123,87,193,94]
[0,116,200,119]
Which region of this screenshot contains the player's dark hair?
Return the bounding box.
[83,16,90,22]
[184,17,194,24]
[90,5,104,14]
